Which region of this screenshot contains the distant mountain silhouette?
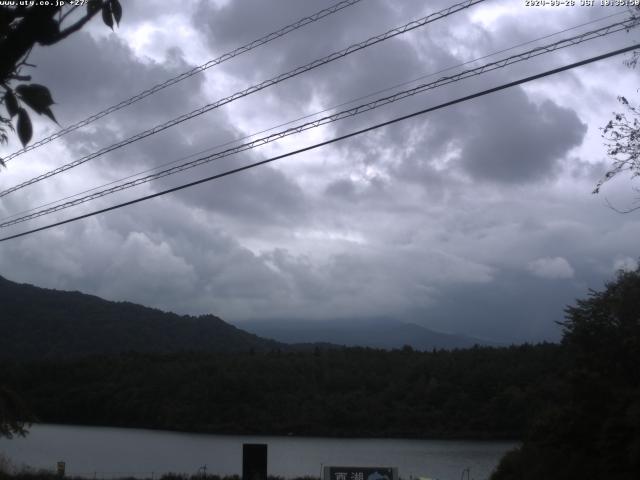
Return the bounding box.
[236,317,500,350]
[0,275,283,360]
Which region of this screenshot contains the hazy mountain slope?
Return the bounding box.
[0,275,283,359]
[236,318,499,350]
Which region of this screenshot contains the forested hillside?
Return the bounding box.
[0,276,282,359]
[492,268,640,479]
[0,344,564,439]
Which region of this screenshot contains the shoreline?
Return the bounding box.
[19,422,521,443]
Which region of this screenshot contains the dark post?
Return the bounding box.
[242,443,267,480]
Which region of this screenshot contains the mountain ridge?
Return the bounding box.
[0,275,284,359]
[235,317,500,350]
[1,275,498,359]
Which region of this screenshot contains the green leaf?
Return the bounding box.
[110,0,122,25]
[102,2,113,29]
[4,90,19,118]
[16,84,55,116]
[16,108,32,147]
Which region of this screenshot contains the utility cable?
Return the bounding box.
[1,0,365,163]
[0,9,626,224]
[0,17,635,228]
[0,0,486,198]
[1,43,636,243]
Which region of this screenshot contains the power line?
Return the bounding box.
[2,17,634,226]
[1,43,636,243]
[1,17,635,228]
[1,10,626,224]
[1,0,366,163]
[0,0,486,199]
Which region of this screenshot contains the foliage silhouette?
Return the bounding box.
[594,6,640,207]
[0,0,122,164]
[0,344,565,439]
[491,266,640,479]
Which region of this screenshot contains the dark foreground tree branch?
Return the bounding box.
[0,0,122,163]
[0,386,34,439]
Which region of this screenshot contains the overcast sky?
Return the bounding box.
[1,0,639,343]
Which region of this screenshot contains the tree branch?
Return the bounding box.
[7,74,31,81]
[0,7,58,80]
[604,196,640,214]
[59,5,79,24]
[51,6,101,43]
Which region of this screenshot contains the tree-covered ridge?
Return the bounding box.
[0,276,283,359]
[0,344,564,439]
[492,267,640,479]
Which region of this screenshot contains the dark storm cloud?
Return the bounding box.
[413,247,639,343]
[410,269,581,342]
[16,31,216,181]
[0,205,290,316]
[194,0,389,74]
[330,78,587,189]
[192,0,462,121]
[14,27,309,228]
[163,158,311,228]
[457,88,587,183]
[252,244,494,322]
[28,32,203,128]
[325,178,357,199]
[192,0,591,191]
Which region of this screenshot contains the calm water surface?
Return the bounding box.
[0,425,517,480]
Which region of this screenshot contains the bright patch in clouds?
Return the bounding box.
[528,257,575,279]
[613,256,638,272]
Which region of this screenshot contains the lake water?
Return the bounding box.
[0,425,517,480]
